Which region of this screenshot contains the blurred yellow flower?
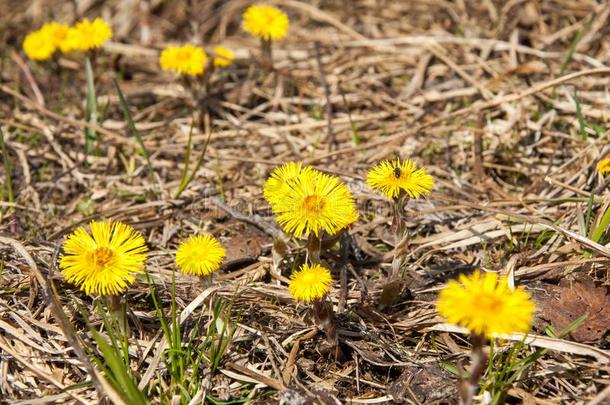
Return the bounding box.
[175,235,226,276]
[62,18,112,52]
[597,158,610,175]
[59,220,148,296]
[436,270,535,338]
[41,22,69,48]
[242,4,289,41]
[23,29,56,61]
[160,44,207,76]
[289,263,332,302]
[23,22,70,61]
[273,169,359,238]
[212,46,235,68]
[366,158,434,199]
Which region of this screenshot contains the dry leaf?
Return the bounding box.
[388,364,456,403]
[223,224,270,265]
[535,276,610,343]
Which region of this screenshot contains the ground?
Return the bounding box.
[0,0,609,404]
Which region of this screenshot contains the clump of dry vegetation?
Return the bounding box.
[1,1,609,404]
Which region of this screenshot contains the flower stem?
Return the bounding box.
[260,38,273,66]
[458,333,488,405]
[313,297,337,346]
[306,232,322,264]
[379,196,409,309]
[107,294,127,335]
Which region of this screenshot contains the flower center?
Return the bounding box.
[477,293,503,312]
[92,247,115,269]
[176,49,193,62]
[303,195,325,213]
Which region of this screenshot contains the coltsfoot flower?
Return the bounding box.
[23,29,56,61]
[263,162,316,209]
[60,220,148,296]
[23,22,70,61]
[62,18,112,52]
[175,235,226,276]
[242,4,289,41]
[366,158,434,199]
[42,22,70,48]
[272,169,359,238]
[212,46,235,68]
[436,270,535,338]
[289,263,333,302]
[160,44,207,76]
[597,158,610,175]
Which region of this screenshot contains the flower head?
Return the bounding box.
[23,22,70,61]
[263,162,315,209]
[160,44,207,76]
[212,46,235,68]
[436,270,535,338]
[175,235,226,276]
[597,158,610,175]
[272,169,359,238]
[289,264,333,302]
[242,4,289,41]
[23,29,56,61]
[62,18,112,52]
[59,220,148,296]
[367,158,434,200]
[41,22,69,48]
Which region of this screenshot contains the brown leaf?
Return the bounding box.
[535,276,610,343]
[223,224,270,265]
[388,364,456,404]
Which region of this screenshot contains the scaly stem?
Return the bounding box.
[379,195,409,309]
[313,297,338,346]
[459,333,488,405]
[107,294,127,335]
[306,232,322,264]
[261,38,273,66]
[201,273,213,288]
[390,195,409,280]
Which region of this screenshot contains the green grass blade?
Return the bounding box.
[585,192,595,236]
[175,123,194,199]
[560,18,590,74]
[590,204,610,243]
[91,330,149,405]
[175,125,212,198]
[84,57,98,154]
[573,92,587,140]
[113,78,154,177]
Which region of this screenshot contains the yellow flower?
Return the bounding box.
[62,18,112,52]
[289,264,332,302]
[23,29,56,61]
[366,158,434,199]
[597,158,610,175]
[436,270,535,338]
[160,44,207,76]
[242,4,289,41]
[263,162,315,209]
[41,22,69,48]
[273,169,359,238]
[212,46,235,68]
[59,220,148,296]
[175,235,226,276]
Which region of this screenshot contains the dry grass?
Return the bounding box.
[1,0,609,403]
